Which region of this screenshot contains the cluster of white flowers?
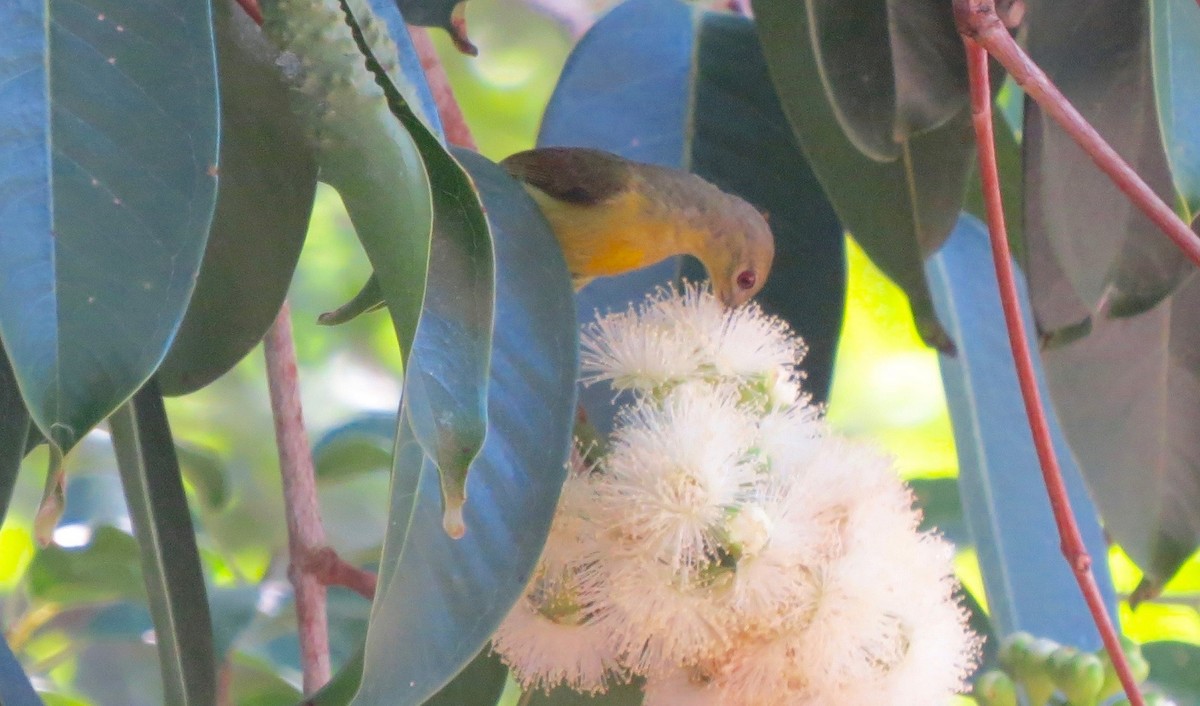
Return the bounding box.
[493,285,980,705]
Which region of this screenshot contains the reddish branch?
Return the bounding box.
[957,12,1146,706]
[264,305,333,693]
[408,26,478,149]
[957,0,1200,270]
[235,0,262,25]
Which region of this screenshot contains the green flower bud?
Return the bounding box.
[998,632,1037,675]
[1020,638,1060,706]
[973,670,1019,706]
[1055,653,1104,706]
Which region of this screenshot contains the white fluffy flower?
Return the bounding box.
[501,287,979,706]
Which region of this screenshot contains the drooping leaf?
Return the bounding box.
[333,0,498,508]
[0,0,220,452]
[1150,0,1200,220]
[109,380,216,706]
[754,0,973,351]
[1024,0,1190,319]
[884,0,969,142]
[0,631,42,706]
[261,0,434,371]
[1041,267,1200,590]
[926,214,1116,648]
[1144,640,1200,705]
[353,152,577,705]
[0,344,30,528]
[319,278,386,326]
[538,0,845,435]
[157,0,317,396]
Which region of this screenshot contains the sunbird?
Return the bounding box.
[501,147,775,307]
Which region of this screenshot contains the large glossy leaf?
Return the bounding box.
[157,1,317,396]
[754,0,973,351]
[0,0,219,452]
[1150,0,1200,220]
[353,152,577,705]
[1024,0,1190,320]
[1041,268,1200,589]
[927,214,1116,648]
[261,0,434,370]
[538,0,845,435]
[109,380,216,706]
[0,345,30,528]
[0,632,41,706]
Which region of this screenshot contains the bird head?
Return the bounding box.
[706,197,775,308]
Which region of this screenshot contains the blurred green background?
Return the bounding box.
[2,0,1197,702]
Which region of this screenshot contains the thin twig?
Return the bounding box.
[407,26,478,149]
[957,19,1146,706]
[264,304,332,693]
[956,0,1200,270]
[303,546,379,600]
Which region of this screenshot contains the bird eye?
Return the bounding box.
[736,270,757,290]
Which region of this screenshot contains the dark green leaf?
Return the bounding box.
[885,0,968,141]
[26,526,144,603]
[1024,0,1189,319]
[1144,640,1200,705]
[0,631,43,706]
[313,413,396,482]
[754,0,973,351]
[0,344,30,528]
[109,380,216,706]
[1150,0,1200,220]
[393,0,475,55]
[157,0,317,396]
[0,0,219,451]
[319,278,386,326]
[526,681,644,706]
[805,0,898,161]
[538,0,845,435]
[423,648,507,706]
[354,152,577,705]
[1041,267,1200,589]
[926,214,1116,649]
[354,0,446,135]
[261,0,435,372]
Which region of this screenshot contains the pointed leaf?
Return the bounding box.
[754,0,973,350]
[0,632,42,706]
[927,214,1116,648]
[1041,268,1200,588]
[157,1,317,396]
[109,380,216,706]
[0,0,219,451]
[1024,0,1189,318]
[0,345,30,528]
[538,0,845,435]
[1150,0,1200,220]
[354,152,577,705]
[339,0,497,503]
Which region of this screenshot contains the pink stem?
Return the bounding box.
[407,27,478,149]
[958,21,1146,706]
[264,305,332,693]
